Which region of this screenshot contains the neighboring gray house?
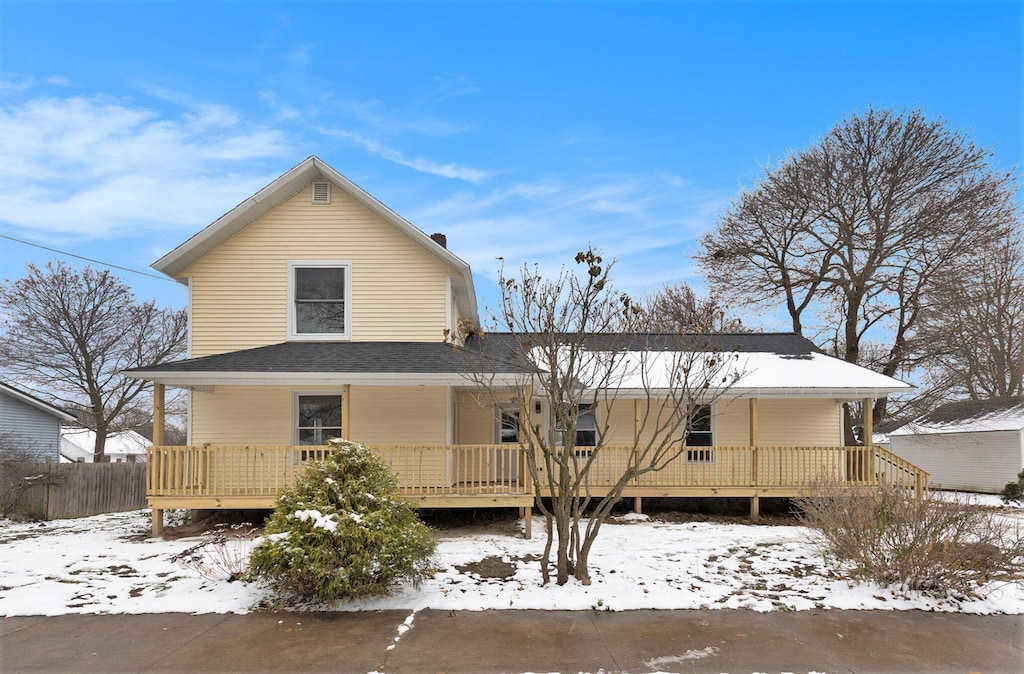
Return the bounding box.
[888,397,1024,493]
[0,382,77,462]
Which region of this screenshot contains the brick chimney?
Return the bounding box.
[430,233,447,249]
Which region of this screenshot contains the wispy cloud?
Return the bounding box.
[408,174,729,304]
[0,88,293,240]
[320,127,491,183]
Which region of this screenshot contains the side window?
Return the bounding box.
[685,404,713,461]
[555,404,597,447]
[296,394,343,445]
[289,262,351,339]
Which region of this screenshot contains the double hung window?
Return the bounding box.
[289,262,351,339]
[555,404,597,448]
[296,394,343,445]
[685,404,713,462]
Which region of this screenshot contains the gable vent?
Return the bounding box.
[312,181,331,204]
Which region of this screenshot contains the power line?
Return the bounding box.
[0,233,175,282]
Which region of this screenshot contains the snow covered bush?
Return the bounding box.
[796,477,1024,597]
[1000,469,1024,504]
[247,439,436,604]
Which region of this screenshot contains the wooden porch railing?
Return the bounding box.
[148,444,928,502]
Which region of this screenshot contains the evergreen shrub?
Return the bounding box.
[248,439,436,604]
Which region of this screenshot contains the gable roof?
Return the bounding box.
[0,382,76,422]
[889,397,1024,436]
[151,155,478,324]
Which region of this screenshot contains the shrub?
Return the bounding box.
[1000,469,1024,505]
[247,440,436,604]
[795,476,1024,598]
[171,522,257,582]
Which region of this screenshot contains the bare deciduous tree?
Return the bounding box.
[643,282,745,333]
[457,248,741,586]
[918,230,1024,400]
[700,107,1018,423]
[0,262,187,461]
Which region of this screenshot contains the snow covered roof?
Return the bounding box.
[889,397,1024,436]
[553,348,911,399]
[60,429,149,461]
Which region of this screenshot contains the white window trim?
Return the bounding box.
[495,403,522,444]
[292,389,344,445]
[684,401,715,444]
[287,260,353,341]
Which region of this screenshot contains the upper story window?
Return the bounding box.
[288,261,352,340]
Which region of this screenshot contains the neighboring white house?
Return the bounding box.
[888,397,1024,493]
[60,428,149,463]
[0,382,76,462]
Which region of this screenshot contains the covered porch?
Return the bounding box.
[146,440,928,537]
[135,337,928,537]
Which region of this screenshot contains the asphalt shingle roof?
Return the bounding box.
[126,332,821,375]
[917,397,1024,426]
[125,341,533,375]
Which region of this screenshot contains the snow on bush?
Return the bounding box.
[247,439,436,604]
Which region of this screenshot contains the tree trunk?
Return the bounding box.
[92,423,107,463]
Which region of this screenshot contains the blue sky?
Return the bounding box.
[0,1,1020,323]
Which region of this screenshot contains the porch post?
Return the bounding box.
[749,398,760,522]
[342,384,351,439]
[522,384,534,540]
[151,382,165,537]
[863,397,874,484]
[634,399,641,445]
[152,383,165,445]
[633,399,642,516]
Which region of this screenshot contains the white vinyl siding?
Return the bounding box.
[890,430,1024,493]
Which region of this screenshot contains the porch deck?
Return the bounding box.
[147,443,928,535]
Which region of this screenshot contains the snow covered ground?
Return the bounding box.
[1,498,1022,617]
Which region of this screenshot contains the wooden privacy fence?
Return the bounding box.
[0,461,147,520]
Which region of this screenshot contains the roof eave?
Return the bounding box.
[124,370,530,388]
[0,383,77,422]
[151,156,480,323]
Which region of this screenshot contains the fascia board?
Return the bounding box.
[311,159,479,323]
[124,370,530,388]
[0,383,77,422]
[151,156,480,323]
[152,160,317,280]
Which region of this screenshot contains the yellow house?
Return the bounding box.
[128,156,926,536]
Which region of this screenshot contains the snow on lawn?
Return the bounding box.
[1,509,1022,617]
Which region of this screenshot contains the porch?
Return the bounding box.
[147,443,929,536]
